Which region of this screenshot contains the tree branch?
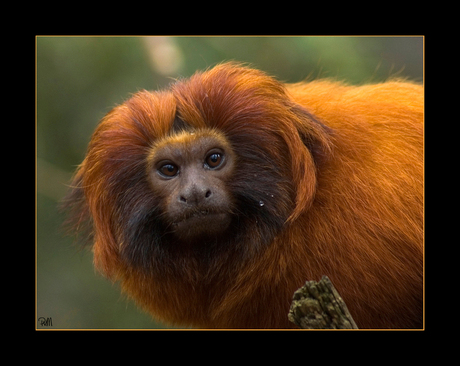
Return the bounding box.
[288,276,359,329]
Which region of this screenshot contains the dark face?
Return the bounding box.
[147,130,235,242]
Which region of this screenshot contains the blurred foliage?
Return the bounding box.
[36,36,423,329]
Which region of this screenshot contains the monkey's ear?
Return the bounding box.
[286,104,333,222]
[291,105,333,167]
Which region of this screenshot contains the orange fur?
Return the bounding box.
[65,63,423,328]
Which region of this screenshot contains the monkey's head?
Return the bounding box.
[65,63,332,327]
[147,129,235,242]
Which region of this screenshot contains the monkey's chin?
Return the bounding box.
[171,212,232,242]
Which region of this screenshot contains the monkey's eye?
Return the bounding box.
[205,152,223,169]
[158,163,179,178]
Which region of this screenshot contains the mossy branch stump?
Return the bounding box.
[288,275,359,329]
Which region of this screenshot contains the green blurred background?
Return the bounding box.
[36,36,423,329]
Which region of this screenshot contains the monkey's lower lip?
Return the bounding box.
[173,211,227,225]
[172,212,231,237]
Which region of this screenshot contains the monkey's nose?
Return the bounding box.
[179,186,212,206]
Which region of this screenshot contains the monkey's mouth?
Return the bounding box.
[171,210,232,239]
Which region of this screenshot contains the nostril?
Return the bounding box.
[205,190,212,198]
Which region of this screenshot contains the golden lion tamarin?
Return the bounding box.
[65,62,423,329]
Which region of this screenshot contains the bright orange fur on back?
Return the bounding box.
[65,63,423,328]
[215,80,424,328]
